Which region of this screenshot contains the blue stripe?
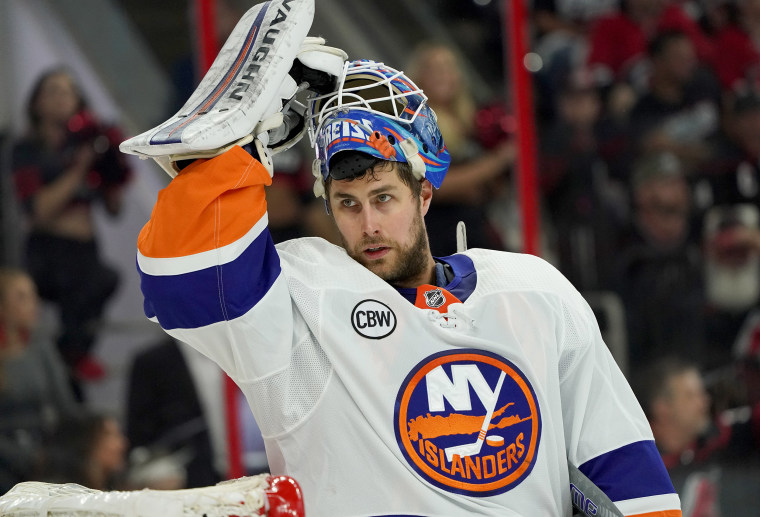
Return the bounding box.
[579,440,676,502]
[150,2,270,145]
[438,253,476,302]
[139,229,281,330]
[395,254,476,305]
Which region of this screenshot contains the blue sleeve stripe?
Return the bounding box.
[139,228,281,330]
[579,440,676,502]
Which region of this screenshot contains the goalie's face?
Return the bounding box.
[328,163,435,288]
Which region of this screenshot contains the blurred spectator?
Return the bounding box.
[126,337,219,489]
[587,0,715,88]
[126,338,268,489]
[703,204,760,310]
[710,0,760,91]
[701,205,760,366]
[612,152,708,370]
[407,42,515,255]
[267,147,314,244]
[695,90,760,210]
[628,30,721,172]
[39,411,128,490]
[539,73,624,289]
[532,0,617,122]
[11,67,130,397]
[634,357,760,516]
[694,92,760,356]
[0,267,81,494]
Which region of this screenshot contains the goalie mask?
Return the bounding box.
[308,60,451,198]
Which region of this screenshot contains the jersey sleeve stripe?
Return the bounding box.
[137,213,269,276]
[137,146,271,259]
[139,227,280,330]
[579,440,677,502]
[616,494,682,516]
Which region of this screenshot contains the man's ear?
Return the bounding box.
[420,179,433,216]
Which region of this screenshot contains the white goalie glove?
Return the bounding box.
[265,37,348,156]
[119,0,347,177]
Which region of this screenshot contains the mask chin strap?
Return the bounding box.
[399,137,426,181]
[312,159,327,199]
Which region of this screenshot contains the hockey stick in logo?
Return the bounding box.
[568,462,624,517]
[445,370,506,462]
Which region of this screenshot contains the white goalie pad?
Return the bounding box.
[0,474,305,517]
[119,0,314,159]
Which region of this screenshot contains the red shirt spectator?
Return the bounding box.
[713,25,760,91]
[588,1,715,84]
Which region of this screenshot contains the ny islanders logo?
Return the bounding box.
[394,350,541,496]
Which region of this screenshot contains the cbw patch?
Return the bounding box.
[351,299,396,339]
[394,349,541,497]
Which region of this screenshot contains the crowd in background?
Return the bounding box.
[1,0,760,514]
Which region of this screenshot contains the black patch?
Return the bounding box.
[424,288,445,308]
[351,299,397,339]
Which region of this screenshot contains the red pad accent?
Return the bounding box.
[265,476,305,517]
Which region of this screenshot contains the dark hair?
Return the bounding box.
[324,159,422,204]
[26,66,85,131]
[39,412,111,486]
[633,356,699,419]
[647,30,690,59]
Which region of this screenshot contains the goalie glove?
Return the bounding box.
[263,37,348,156]
[119,0,346,178]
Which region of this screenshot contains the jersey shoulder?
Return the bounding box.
[464,249,579,300]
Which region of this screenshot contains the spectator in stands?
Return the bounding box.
[407,42,515,255]
[700,203,760,366]
[628,30,721,173]
[587,0,715,88]
[710,0,760,91]
[126,337,222,489]
[539,72,624,289]
[126,337,268,489]
[613,152,708,370]
[0,267,81,494]
[694,91,760,358]
[696,90,760,210]
[40,411,128,491]
[532,0,617,122]
[11,67,130,397]
[635,357,760,515]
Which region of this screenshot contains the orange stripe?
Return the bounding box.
[420,155,442,165]
[169,25,259,138]
[138,146,272,258]
[628,510,682,517]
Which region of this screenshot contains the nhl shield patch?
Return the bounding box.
[424,288,446,308]
[394,349,542,496]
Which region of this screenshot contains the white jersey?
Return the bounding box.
[136,147,681,516]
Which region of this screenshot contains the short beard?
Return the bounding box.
[342,210,431,287]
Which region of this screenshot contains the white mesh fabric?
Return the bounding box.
[558,301,588,381]
[245,335,331,437]
[464,249,592,380]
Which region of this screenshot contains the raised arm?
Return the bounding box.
[136,147,293,379]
